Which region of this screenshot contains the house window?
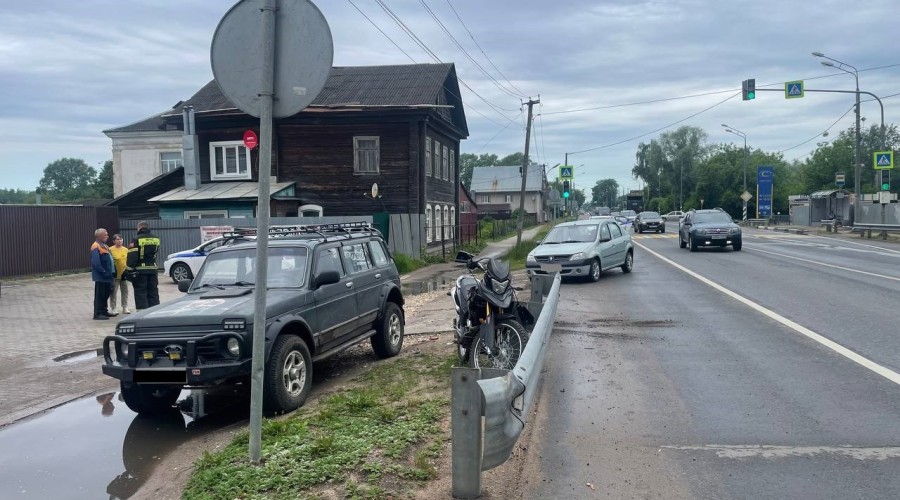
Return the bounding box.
[450,149,456,182]
[461,201,469,212]
[210,141,251,180]
[450,206,456,239]
[505,195,512,203]
[299,204,323,217]
[442,146,449,181]
[480,195,490,204]
[434,140,442,180]
[425,138,432,177]
[184,210,228,219]
[160,152,183,174]
[425,205,432,243]
[444,205,451,240]
[434,206,442,241]
[354,136,380,174]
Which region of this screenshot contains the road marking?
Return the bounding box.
[635,242,900,386]
[803,235,900,255]
[745,246,900,282]
[661,445,900,460]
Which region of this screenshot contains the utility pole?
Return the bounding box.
[516,97,539,245]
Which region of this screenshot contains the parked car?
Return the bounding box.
[102,222,405,415]
[679,208,742,251]
[634,211,665,233]
[163,236,238,284]
[595,206,611,216]
[526,219,633,281]
[662,210,684,221]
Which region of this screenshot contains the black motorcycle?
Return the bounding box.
[451,251,534,370]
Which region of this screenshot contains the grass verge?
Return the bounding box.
[506,226,552,271]
[183,353,456,500]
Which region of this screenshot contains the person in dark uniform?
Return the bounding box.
[126,221,161,310]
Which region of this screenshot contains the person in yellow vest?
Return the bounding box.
[126,221,161,310]
[108,234,131,314]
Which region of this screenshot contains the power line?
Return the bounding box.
[347,0,415,63]
[443,0,528,97]
[567,91,741,155]
[418,0,526,99]
[778,104,855,154]
[475,110,523,153]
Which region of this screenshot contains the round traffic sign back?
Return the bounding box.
[211,0,334,118]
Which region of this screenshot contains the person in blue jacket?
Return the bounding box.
[91,228,117,320]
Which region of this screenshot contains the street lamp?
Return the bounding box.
[722,123,749,220]
[812,52,861,223]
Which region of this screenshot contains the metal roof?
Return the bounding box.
[810,189,850,199]
[148,181,295,203]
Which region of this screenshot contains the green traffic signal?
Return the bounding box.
[742,78,756,101]
[562,180,570,198]
[882,171,891,191]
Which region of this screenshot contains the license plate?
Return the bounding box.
[134,369,187,384]
[540,263,562,272]
[710,234,726,240]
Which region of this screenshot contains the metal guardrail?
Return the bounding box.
[852,223,900,240]
[450,272,561,499]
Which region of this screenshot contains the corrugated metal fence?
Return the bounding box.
[0,205,119,278]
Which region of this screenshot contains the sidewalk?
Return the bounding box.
[0,225,546,427]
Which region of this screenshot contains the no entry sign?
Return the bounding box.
[243,130,258,149]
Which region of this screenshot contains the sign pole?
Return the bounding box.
[248,0,276,465]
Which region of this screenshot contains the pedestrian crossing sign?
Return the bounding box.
[559,165,574,179]
[874,151,894,170]
[785,80,804,99]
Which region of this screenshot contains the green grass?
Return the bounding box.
[507,226,551,271]
[183,353,456,500]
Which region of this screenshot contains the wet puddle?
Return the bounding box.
[402,276,452,295]
[0,386,249,499]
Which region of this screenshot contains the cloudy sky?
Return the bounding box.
[1,0,898,194]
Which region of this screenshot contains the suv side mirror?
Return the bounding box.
[178,279,192,292]
[314,269,341,289]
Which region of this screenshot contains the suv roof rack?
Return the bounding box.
[223,221,381,242]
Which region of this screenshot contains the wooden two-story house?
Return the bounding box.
[105,63,468,253]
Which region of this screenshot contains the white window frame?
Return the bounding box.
[443,205,451,240]
[299,204,323,217]
[425,137,433,177]
[434,205,442,241]
[505,195,512,203]
[442,145,449,181]
[450,206,456,239]
[209,141,251,180]
[425,205,433,243]
[450,149,456,182]
[160,151,183,174]
[353,136,380,174]
[434,140,442,180]
[480,195,490,204]
[184,210,228,219]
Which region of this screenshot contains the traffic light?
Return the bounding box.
[562,180,570,198]
[742,78,756,101]
[882,171,891,191]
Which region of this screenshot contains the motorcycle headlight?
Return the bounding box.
[491,278,509,295]
[570,252,585,261]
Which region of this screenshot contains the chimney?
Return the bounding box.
[182,106,201,190]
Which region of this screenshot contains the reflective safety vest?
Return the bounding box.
[127,230,161,273]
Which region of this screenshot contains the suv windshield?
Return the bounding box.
[694,212,733,224]
[192,246,309,289]
[544,224,599,244]
[641,212,660,218]
[620,210,636,217]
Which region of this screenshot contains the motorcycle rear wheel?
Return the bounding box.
[469,319,529,370]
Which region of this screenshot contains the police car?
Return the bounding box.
[163,237,232,283]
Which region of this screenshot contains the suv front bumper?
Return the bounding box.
[101,332,252,386]
[691,234,741,248]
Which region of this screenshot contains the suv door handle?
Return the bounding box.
[345,282,354,288]
[375,273,382,279]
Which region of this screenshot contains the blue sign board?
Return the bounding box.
[757,166,774,217]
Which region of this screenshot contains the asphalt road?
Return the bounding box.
[517,223,900,499]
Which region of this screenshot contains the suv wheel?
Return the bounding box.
[689,235,698,252]
[264,336,312,414]
[588,259,601,282]
[733,241,742,251]
[679,234,687,248]
[120,382,181,415]
[372,302,404,358]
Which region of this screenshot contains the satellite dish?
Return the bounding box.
[371,183,379,199]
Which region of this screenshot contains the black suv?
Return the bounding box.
[634,211,664,233]
[679,208,742,251]
[102,222,405,415]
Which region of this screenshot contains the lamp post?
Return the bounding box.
[812,52,861,222]
[722,124,748,220]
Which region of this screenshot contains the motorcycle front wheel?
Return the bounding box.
[469,319,529,370]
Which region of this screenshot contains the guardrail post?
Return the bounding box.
[452,367,483,499]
